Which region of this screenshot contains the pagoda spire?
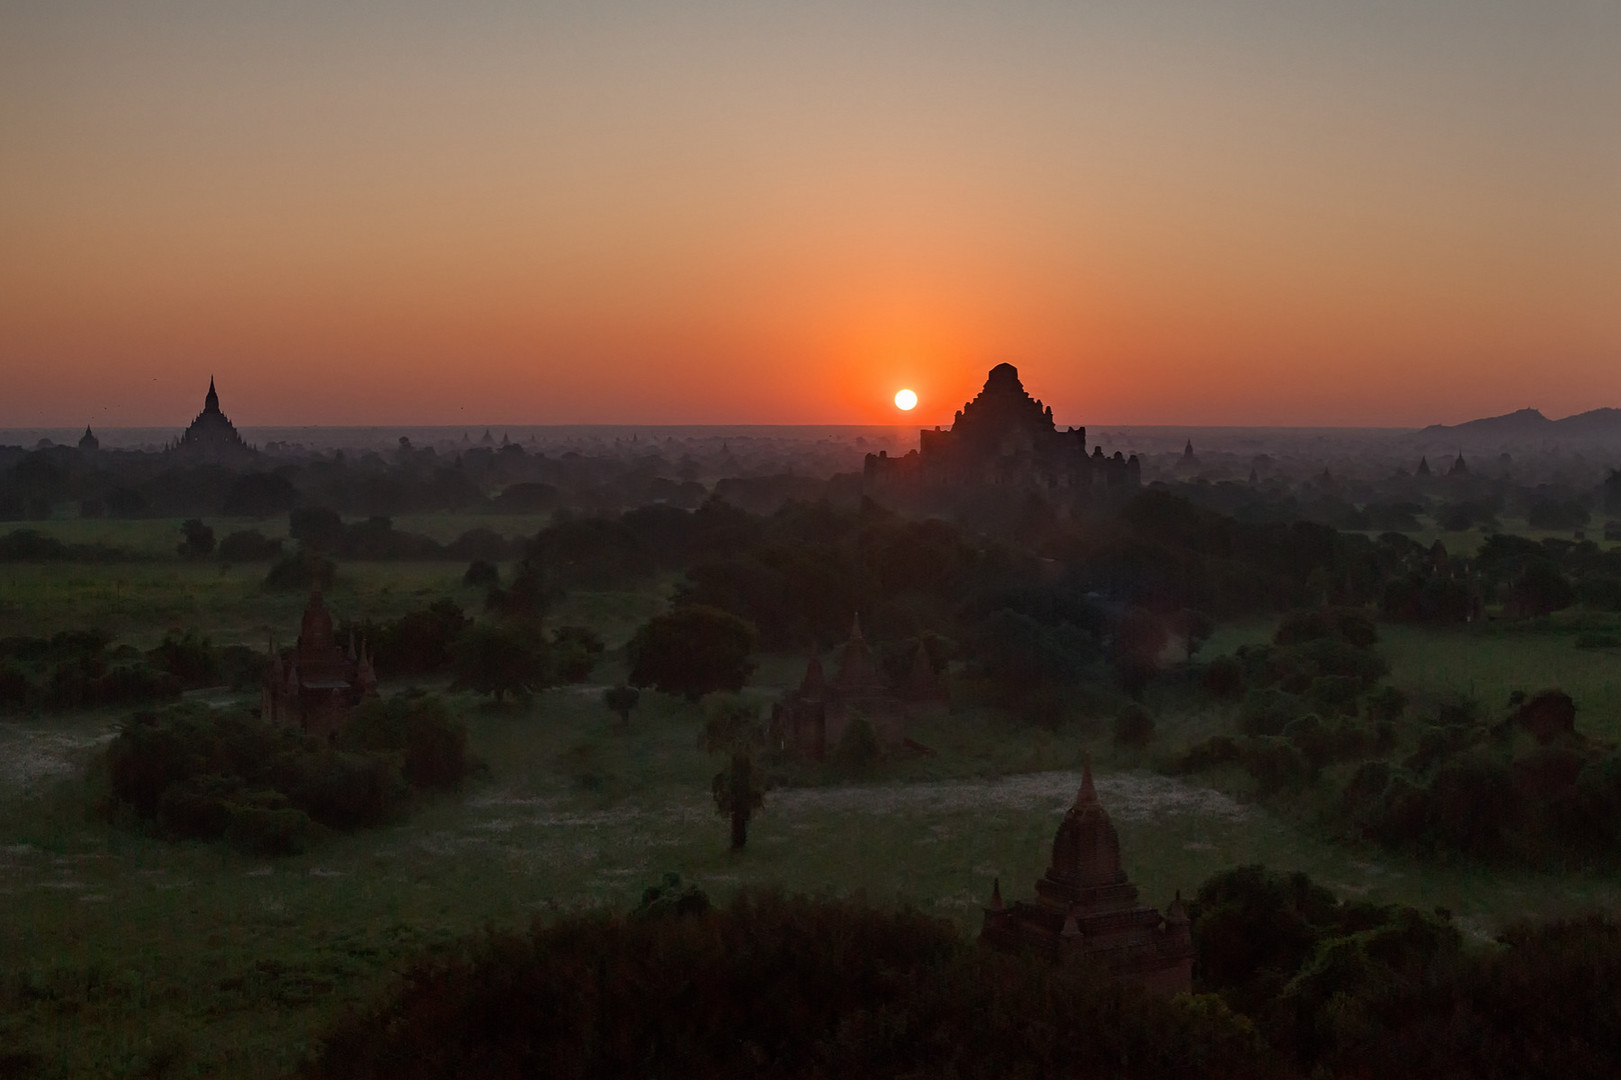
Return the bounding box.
[1076,754,1097,806]
[205,376,219,413]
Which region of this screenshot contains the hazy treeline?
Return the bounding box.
[0,434,867,521]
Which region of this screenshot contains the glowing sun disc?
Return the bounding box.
[894,389,918,411]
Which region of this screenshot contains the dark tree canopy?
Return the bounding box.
[626,605,757,701]
[451,623,551,703]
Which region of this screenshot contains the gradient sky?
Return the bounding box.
[3,1,1618,429]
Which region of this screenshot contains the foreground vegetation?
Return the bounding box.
[4,488,1621,1076]
[306,877,1621,1080]
[8,680,1621,1078]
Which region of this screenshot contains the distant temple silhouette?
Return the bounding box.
[864,364,1139,510]
[981,759,1194,994]
[169,377,255,462]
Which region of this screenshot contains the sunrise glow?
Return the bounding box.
[894,389,918,412]
[1,2,1618,428]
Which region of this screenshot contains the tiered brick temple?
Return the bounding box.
[981,759,1194,994]
[864,363,1139,511]
[261,589,377,739]
[170,377,256,463]
[771,616,912,759]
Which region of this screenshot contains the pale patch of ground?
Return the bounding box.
[765,770,1254,823]
[0,722,116,791]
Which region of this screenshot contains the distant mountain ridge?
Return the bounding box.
[1420,407,1621,440]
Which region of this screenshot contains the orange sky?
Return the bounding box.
[3,1,1619,428]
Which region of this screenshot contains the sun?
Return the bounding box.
[894,388,918,411]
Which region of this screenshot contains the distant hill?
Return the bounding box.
[1420,407,1621,441]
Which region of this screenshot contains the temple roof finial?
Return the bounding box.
[1077,754,1097,805]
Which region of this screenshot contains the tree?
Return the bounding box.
[550,625,604,683]
[177,519,215,559]
[1175,609,1215,667]
[222,472,299,518]
[1108,607,1168,701]
[703,693,767,850]
[289,506,345,553]
[485,548,559,624]
[462,559,500,589]
[450,623,550,704]
[602,684,640,728]
[264,549,336,592]
[1113,703,1155,747]
[626,605,756,701]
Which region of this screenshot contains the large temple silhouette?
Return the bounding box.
[864,363,1138,511]
[981,759,1195,994]
[169,377,255,463]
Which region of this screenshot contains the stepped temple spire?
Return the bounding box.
[863,363,1140,513]
[981,760,1195,994]
[172,377,254,463]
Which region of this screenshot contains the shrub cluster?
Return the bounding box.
[99,695,468,855]
[0,630,239,711]
[1337,690,1621,864]
[1177,611,1394,792]
[308,872,1621,1080]
[307,889,1264,1080]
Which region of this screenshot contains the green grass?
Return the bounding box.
[1381,620,1621,740]
[0,561,485,647]
[10,512,564,559]
[7,671,1621,1078]
[6,533,1621,1076]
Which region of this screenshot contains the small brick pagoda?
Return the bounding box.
[261,589,377,739]
[981,759,1194,994]
[770,615,909,759]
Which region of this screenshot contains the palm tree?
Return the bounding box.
[703,694,767,850]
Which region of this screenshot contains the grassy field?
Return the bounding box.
[1381,620,1621,741]
[7,669,1621,1078]
[9,512,557,560]
[5,535,1621,1076]
[0,562,476,647]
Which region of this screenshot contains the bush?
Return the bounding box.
[176,519,215,559]
[1200,655,1245,699]
[264,549,336,591]
[147,629,219,688]
[462,559,500,589]
[217,530,283,561]
[1244,736,1314,793]
[550,625,605,683]
[832,714,882,770]
[1239,688,1303,737]
[224,805,311,857]
[1113,702,1155,747]
[1173,735,1243,774]
[345,694,469,792]
[306,890,1264,1080]
[101,699,458,853]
